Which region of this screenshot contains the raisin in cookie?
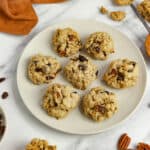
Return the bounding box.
[84,32,115,60]
[137,0,150,22]
[52,28,82,57]
[28,54,61,84]
[42,83,80,119]
[114,0,134,5]
[64,55,98,90]
[26,138,56,150]
[82,87,118,122]
[103,59,138,88]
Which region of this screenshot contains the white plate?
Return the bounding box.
[17,19,147,135]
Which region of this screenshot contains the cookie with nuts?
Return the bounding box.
[25,138,56,150]
[64,55,98,90]
[28,54,61,84]
[103,59,138,88]
[82,86,118,122]
[84,32,115,60]
[52,28,82,57]
[42,83,80,119]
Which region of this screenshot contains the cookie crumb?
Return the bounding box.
[1,92,8,99]
[100,6,108,14]
[114,0,134,5]
[110,11,126,21]
[0,78,6,83]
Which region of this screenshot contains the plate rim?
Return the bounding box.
[16,19,148,135]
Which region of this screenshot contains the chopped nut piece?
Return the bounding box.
[110,11,126,21]
[100,6,108,14]
[137,0,150,22]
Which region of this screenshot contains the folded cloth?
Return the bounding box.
[0,0,66,35]
[32,0,66,3]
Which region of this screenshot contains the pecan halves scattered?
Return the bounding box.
[118,133,131,150]
[137,142,150,150]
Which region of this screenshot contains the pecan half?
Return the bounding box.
[118,133,131,150]
[137,142,150,150]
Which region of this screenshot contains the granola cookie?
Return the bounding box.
[114,0,134,5]
[52,28,82,57]
[26,138,56,150]
[137,0,150,22]
[84,32,115,60]
[64,55,98,90]
[110,11,126,21]
[42,83,80,119]
[28,54,61,84]
[103,59,138,88]
[82,87,118,122]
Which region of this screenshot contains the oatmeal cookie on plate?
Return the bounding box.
[28,54,61,84]
[52,28,82,57]
[64,55,98,90]
[82,86,118,122]
[84,32,115,60]
[42,83,80,119]
[103,59,138,88]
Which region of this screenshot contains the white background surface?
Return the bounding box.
[0,0,150,149]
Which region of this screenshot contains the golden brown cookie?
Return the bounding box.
[84,32,115,60]
[42,83,80,119]
[52,28,82,57]
[64,55,98,90]
[82,87,118,122]
[103,59,138,89]
[28,54,61,84]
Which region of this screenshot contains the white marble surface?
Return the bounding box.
[0,0,150,149]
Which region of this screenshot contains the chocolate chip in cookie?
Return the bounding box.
[117,72,124,81]
[79,55,88,62]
